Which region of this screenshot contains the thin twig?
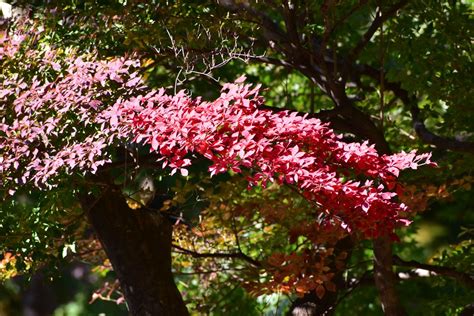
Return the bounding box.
[172,243,262,267]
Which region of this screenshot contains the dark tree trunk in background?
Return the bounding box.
[80,187,189,316]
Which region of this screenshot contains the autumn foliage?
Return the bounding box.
[1,19,434,300]
[120,77,433,239]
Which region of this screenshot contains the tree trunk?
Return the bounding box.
[80,186,189,316]
[373,237,406,316]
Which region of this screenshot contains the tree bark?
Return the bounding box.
[373,237,406,316]
[80,186,189,316]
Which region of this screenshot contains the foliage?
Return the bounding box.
[2,16,432,288]
[1,1,473,315]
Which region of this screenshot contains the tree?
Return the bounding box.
[1,1,473,315]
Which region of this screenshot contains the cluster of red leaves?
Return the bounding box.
[1,20,433,240]
[0,17,437,301]
[117,78,433,238]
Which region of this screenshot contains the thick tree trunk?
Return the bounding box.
[373,237,406,316]
[80,187,189,316]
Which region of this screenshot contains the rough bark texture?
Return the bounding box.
[81,187,189,316]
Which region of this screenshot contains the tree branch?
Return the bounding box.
[328,0,369,38]
[220,3,392,152]
[373,237,407,316]
[282,0,300,45]
[393,255,474,289]
[216,6,407,316]
[229,53,299,71]
[349,0,408,63]
[358,64,474,154]
[172,244,262,267]
[218,0,333,95]
[410,105,474,154]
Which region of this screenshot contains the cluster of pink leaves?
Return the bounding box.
[0,31,24,59]
[0,26,143,192]
[116,78,433,238]
[0,16,37,60]
[0,24,433,237]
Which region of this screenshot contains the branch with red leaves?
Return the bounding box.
[0,19,434,309]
